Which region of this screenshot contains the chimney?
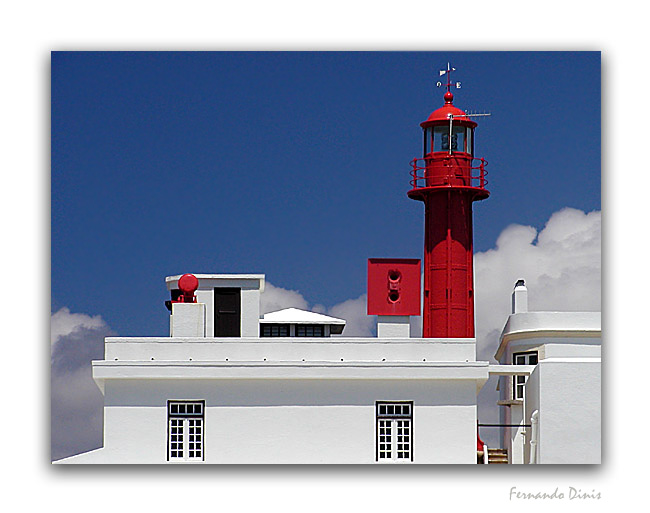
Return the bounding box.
[511,279,528,314]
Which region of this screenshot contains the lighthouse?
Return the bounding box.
[408,65,489,338]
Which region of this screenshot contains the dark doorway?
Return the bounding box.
[214,288,241,337]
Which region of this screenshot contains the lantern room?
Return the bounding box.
[421,91,477,157]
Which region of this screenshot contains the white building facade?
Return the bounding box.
[55,275,600,464]
[56,273,488,464]
[495,281,601,464]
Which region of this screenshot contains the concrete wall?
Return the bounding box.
[508,404,525,464]
[170,303,206,337]
[377,316,410,338]
[240,288,261,337]
[83,378,478,464]
[104,337,477,363]
[523,367,540,464]
[525,360,601,464]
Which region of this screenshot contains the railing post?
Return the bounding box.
[410,159,417,188]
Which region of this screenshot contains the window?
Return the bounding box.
[168,401,205,462]
[513,351,538,400]
[424,125,473,155]
[296,324,325,337]
[376,401,413,462]
[432,126,447,152]
[261,324,289,337]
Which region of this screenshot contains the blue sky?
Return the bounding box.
[52,51,600,337]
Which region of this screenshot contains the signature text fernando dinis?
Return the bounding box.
[510,487,601,501]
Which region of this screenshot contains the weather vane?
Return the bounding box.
[436,62,461,92]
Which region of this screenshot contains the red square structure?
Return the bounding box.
[367,258,421,316]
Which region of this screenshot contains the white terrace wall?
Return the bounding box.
[99,378,477,464]
[524,359,601,464]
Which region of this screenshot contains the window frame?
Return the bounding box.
[260,323,290,337]
[167,400,205,462]
[423,127,430,156]
[375,401,413,462]
[466,126,474,156]
[512,351,538,400]
[295,324,325,337]
[424,124,474,155]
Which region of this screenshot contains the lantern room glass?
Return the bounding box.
[424,125,474,155]
[466,127,473,155]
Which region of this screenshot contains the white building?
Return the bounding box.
[495,280,601,464]
[54,275,600,464]
[56,273,489,464]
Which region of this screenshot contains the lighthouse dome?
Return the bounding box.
[421,91,476,127]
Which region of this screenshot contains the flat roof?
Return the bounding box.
[165,274,265,292]
[166,274,265,282]
[495,311,601,360]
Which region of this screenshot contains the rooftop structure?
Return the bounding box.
[260,307,346,336]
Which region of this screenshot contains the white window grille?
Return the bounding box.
[168,401,204,462]
[513,351,538,400]
[376,402,413,462]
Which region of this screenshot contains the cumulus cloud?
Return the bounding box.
[260,282,310,315]
[261,283,376,336]
[473,207,601,444]
[51,307,106,347]
[474,207,601,362]
[327,294,375,337]
[51,308,113,461]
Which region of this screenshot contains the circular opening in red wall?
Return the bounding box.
[388,270,401,282]
[388,291,400,303]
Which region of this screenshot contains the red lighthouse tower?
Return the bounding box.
[408,65,489,338]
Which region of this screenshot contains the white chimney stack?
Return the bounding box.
[512,279,528,314]
[171,302,206,337]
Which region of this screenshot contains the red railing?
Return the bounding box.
[409,157,489,190]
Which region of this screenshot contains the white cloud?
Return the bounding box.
[474,207,601,362]
[261,283,375,336]
[51,366,104,461]
[260,282,309,315]
[327,294,376,337]
[51,308,113,461]
[473,207,601,444]
[51,307,107,347]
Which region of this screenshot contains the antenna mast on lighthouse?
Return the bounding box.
[407,64,491,338]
